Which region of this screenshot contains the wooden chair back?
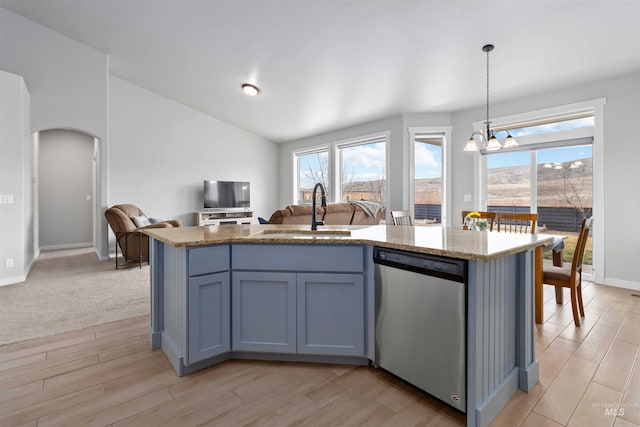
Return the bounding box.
[572,217,593,279]
[461,211,496,230]
[391,210,413,225]
[543,217,592,326]
[495,212,538,234]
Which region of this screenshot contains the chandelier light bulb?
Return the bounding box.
[486,135,502,151]
[463,138,479,151]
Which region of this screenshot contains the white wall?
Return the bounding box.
[0,70,32,286]
[0,6,109,259]
[38,129,94,249]
[0,6,279,275]
[0,8,108,140]
[109,77,279,228]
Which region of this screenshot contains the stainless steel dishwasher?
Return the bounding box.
[374,246,467,413]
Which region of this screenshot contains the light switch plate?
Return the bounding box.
[463,194,472,202]
[0,194,14,204]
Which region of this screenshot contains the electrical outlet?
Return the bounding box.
[5,258,14,268]
[0,194,14,204]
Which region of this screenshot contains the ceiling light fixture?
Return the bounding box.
[242,83,259,97]
[463,44,518,152]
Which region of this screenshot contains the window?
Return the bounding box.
[337,136,386,204]
[292,133,389,210]
[486,151,531,211]
[482,115,594,268]
[507,115,594,138]
[414,135,443,222]
[294,149,328,205]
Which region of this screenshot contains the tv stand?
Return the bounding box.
[195,209,253,226]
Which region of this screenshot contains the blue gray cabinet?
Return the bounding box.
[151,241,372,375]
[188,271,230,363]
[232,271,297,353]
[231,244,368,358]
[297,273,364,356]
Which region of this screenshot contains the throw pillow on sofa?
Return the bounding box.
[132,215,151,228]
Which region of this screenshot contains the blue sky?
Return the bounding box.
[415,142,442,179]
[487,145,592,168]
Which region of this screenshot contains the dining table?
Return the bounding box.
[535,235,566,324]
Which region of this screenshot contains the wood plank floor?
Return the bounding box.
[1,281,639,426]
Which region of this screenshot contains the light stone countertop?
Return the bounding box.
[142,224,553,262]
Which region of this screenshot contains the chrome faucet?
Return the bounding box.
[311,182,327,231]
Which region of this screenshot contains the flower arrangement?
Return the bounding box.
[464,211,489,231]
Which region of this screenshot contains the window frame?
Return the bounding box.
[292,131,391,219]
[292,145,330,205]
[408,126,452,226]
[334,132,389,207]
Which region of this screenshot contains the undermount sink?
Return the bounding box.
[249,229,352,239]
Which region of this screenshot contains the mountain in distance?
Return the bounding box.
[307,157,592,208]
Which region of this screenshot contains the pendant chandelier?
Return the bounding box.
[463,44,518,152]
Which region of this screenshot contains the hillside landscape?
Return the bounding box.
[305,157,592,209]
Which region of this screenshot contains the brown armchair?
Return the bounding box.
[105,204,182,269]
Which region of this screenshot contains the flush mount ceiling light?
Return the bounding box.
[463,44,518,152]
[241,83,259,97]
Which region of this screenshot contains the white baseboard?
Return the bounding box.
[601,277,640,292]
[0,251,39,287]
[40,242,94,251]
[0,274,27,287]
[96,248,109,261]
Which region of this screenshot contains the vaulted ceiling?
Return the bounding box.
[1,0,639,142]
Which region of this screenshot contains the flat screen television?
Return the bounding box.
[203,180,250,209]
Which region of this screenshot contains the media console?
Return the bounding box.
[195,209,253,226]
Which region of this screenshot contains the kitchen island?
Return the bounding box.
[143,224,552,427]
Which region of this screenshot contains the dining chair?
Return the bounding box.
[494,212,538,234]
[461,211,496,230]
[543,217,592,327]
[391,210,413,225]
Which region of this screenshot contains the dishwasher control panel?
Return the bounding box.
[373,247,466,283]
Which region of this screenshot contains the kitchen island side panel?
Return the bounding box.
[516,248,538,391]
[149,238,164,349]
[161,244,188,370]
[467,252,531,427]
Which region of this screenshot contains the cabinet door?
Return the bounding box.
[188,272,230,363]
[232,272,297,353]
[297,273,364,356]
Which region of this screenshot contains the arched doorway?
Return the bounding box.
[35,129,101,253]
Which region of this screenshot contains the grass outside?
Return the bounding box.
[542,230,592,265]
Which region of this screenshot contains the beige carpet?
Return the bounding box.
[0,247,150,346]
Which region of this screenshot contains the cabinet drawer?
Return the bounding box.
[232,244,363,272]
[188,245,229,276]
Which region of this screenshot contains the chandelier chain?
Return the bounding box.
[486,46,490,137]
